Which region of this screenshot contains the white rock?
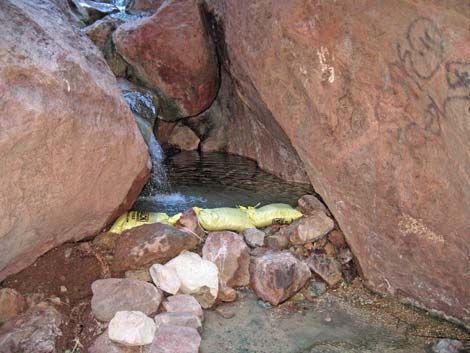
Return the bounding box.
[108,311,156,346]
[165,251,219,308]
[150,264,181,295]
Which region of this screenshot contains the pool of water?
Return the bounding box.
[132,152,314,215]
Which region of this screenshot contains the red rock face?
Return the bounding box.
[114,0,219,120]
[0,0,150,282]
[206,0,470,327]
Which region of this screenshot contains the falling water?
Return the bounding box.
[146,132,171,193]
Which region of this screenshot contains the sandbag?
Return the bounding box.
[193,207,255,232]
[240,203,303,228]
[109,211,181,234]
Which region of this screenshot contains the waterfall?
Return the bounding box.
[147,131,171,193]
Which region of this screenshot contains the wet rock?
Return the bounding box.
[154,312,202,332]
[432,339,464,353]
[70,0,118,24]
[279,212,334,245]
[297,195,328,215]
[250,252,311,305]
[168,124,200,151]
[83,16,124,50]
[162,295,204,321]
[0,302,62,353]
[0,0,150,283]
[243,229,266,247]
[118,79,159,127]
[265,234,290,250]
[306,253,343,287]
[148,324,201,353]
[149,264,181,295]
[112,223,199,272]
[328,230,347,249]
[125,269,152,283]
[109,311,156,346]
[202,231,250,288]
[175,208,205,239]
[113,0,218,120]
[91,278,162,321]
[217,286,237,303]
[165,251,219,308]
[89,329,150,353]
[0,288,26,324]
[127,0,164,14]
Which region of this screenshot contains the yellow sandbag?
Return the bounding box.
[193,207,255,232]
[240,203,303,228]
[109,211,170,234]
[168,212,183,225]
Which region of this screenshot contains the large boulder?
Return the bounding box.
[114,0,219,120]
[205,0,470,327]
[0,0,150,282]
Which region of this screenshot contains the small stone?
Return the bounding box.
[297,194,328,215]
[60,286,67,293]
[265,234,290,250]
[217,286,237,303]
[82,16,124,50]
[168,124,200,151]
[305,253,343,287]
[202,231,250,288]
[337,248,353,265]
[89,329,149,353]
[432,339,464,353]
[125,269,152,283]
[149,264,181,295]
[162,295,204,321]
[303,280,327,299]
[256,300,272,309]
[148,324,201,353]
[165,251,219,308]
[279,212,334,245]
[93,231,120,252]
[328,230,347,248]
[215,306,236,319]
[64,248,73,258]
[243,228,265,247]
[0,288,26,324]
[323,242,337,256]
[91,278,162,322]
[109,311,156,346]
[154,312,202,332]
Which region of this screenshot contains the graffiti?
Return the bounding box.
[446,62,470,89]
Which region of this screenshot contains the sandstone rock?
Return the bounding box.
[306,253,343,287]
[155,120,177,146]
[243,228,266,247]
[0,302,62,353]
[175,208,205,239]
[202,231,250,288]
[148,324,201,353]
[109,311,156,346]
[70,0,118,24]
[297,195,328,215]
[149,264,181,295]
[205,0,470,326]
[154,312,202,332]
[265,234,290,250]
[112,223,199,272]
[328,230,347,249]
[165,252,219,308]
[125,269,152,283]
[91,278,162,321]
[0,288,26,324]
[432,339,464,353]
[217,286,237,303]
[162,295,203,321]
[278,212,334,245]
[0,0,150,282]
[127,0,164,14]
[114,0,219,120]
[89,329,150,353]
[83,15,124,50]
[250,252,311,305]
[168,124,200,151]
[93,231,120,252]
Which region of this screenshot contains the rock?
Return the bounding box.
[0,288,26,324]
[328,230,347,249]
[89,329,150,353]
[0,0,150,282]
[432,339,464,353]
[306,253,343,287]
[0,302,62,353]
[303,280,327,300]
[148,324,201,353]
[162,295,204,321]
[243,229,266,247]
[83,16,124,50]
[217,286,237,303]
[205,0,470,326]
[91,278,162,321]
[175,208,205,239]
[154,312,202,332]
[125,269,152,283]
[265,234,290,250]
[112,223,199,272]
[168,124,200,151]
[70,0,118,24]
[337,248,354,265]
[202,231,250,288]
[165,252,219,308]
[279,212,334,245]
[149,264,181,295]
[127,0,164,13]
[113,0,219,120]
[93,231,120,252]
[108,311,156,346]
[250,252,311,305]
[155,120,177,146]
[297,195,328,215]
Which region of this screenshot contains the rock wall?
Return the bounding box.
[205,0,470,327]
[0,0,150,281]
